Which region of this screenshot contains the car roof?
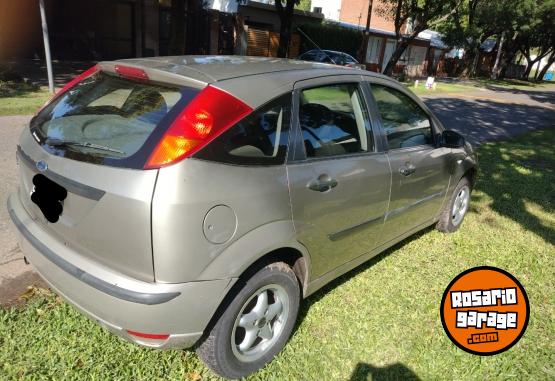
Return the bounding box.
[113,55,393,108]
[117,55,382,83]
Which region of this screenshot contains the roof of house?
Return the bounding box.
[480,39,498,53]
[419,30,449,49]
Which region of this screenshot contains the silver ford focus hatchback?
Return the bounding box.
[8,56,476,379]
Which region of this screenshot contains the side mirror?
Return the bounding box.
[440,130,465,148]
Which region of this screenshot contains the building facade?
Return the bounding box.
[0,0,322,62]
[305,0,448,77]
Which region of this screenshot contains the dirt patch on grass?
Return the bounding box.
[0,271,48,308]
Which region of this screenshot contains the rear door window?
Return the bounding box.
[193,94,291,165]
[299,83,372,158]
[31,71,195,167]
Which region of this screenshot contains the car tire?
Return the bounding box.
[196,262,300,379]
[436,176,472,233]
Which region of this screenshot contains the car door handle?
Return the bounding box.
[399,163,416,176]
[308,174,338,192]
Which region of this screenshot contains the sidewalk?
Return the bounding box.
[0,115,46,306]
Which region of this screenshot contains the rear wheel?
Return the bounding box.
[436,177,471,233]
[196,262,300,379]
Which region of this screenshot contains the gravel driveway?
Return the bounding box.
[1,85,553,305]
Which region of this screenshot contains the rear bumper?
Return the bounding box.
[7,192,235,349]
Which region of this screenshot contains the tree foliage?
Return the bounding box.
[438,0,554,79]
[376,0,554,80]
[296,0,311,12]
[378,0,462,75]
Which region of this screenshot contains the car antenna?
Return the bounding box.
[296,27,337,65]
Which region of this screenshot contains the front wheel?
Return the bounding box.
[436,177,471,233]
[196,262,300,379]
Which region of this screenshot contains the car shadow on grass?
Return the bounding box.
[350,362,421,381]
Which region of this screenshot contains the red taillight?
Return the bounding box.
[126,330,170,340]
[144,85,253,169]
[114,64,149,82]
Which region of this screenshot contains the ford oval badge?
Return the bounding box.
[36,160,48,172]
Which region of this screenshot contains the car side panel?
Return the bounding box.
[151,158,293,283]
[381,145,452,242]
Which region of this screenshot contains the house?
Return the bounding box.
[222,1,324,58]
[0,0,162,61]
[307,0,450,77]
[0,0,322,62]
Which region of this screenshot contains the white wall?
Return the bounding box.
[205,0,239,13]
[311,0,341,21]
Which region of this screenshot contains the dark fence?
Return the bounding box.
[297,22,362,58]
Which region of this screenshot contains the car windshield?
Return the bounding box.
[32,72,185,162]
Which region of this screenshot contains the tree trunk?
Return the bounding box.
[382,39,409,76]
[523,56,534,79]
[537,51,555,81]
[534,59,543,80]
[169,0,186,55]
[469,50,480,78]
[277,16,292,58]
[491,32,505,80]
[233,14,247,55]
[498,48,516,80]
[462,40,482,78]
[275,0,295,58]
[459,50,474,78]
[358,0,374,63]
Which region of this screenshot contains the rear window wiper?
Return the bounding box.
[45,139,126,155]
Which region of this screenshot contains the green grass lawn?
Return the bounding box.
[473,77,555,91]
[407,78,555,96]
[0,89,52,116]
[1,130,554,380]
[0,69,54,116]
[406,81,477,95]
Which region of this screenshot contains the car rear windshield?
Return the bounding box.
[31,71,197,168]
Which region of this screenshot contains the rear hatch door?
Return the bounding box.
[17,64,201,281]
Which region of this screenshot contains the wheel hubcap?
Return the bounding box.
[231,284,289,362]
[452,186,470,226]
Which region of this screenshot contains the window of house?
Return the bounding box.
[370,84,433,149]
[366,37,383,64]
[299,83,372,158]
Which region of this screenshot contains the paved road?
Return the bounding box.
[0,85,554,305]
[422,85,555,145]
